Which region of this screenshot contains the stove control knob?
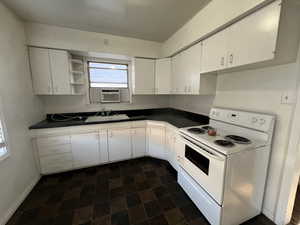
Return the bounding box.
[252,117,258,124]
[259,118,266,125]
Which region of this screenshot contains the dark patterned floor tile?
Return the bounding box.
[153,186,169,199]
[144,200,162,218]
[60,198,80,211]
[111,210,130,225]
[93,215,111,225]
[111,196,127,214]
[94,202,110,219]
[126,193,141,208]
[147,215,169,225]
[6,157,276,225]
[139,190,156,203]
[180,204,203,222]
[164,208,185,225]
[159,196,176,212]
[73,206,94,225]
[110,187,125,199]
[53,211,74,225]
[128,205,147,224]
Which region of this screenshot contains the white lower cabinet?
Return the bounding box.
[165,127,180,171]
[71,132,100,168]
[33,121,182,174]
[147,124,166,160]
[132,128,146,158]
[108,128,132,162]
[99,130,109,163]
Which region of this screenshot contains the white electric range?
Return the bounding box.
[177,108,275,225]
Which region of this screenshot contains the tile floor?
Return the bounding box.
[7,157,275,225]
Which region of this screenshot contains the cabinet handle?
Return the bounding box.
[220,57,225,66]
[110,132,113,138]
[229,54,234,64]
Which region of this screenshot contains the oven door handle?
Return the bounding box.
[182,139,225,162]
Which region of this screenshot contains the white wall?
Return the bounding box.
[26,23,162,58]
[214,57,299,219]
[43,95,170,114]
[162,0,267,56]
[0,3,44,224]
[169,95,215,115]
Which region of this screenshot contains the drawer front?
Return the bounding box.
[178,168,222,225]
[38,144,71,156]
[40,153,73,167]
[131,121,146,128]
[41,161,73,174]
[37,136,71,148]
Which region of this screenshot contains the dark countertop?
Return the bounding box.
[29,108,209,129]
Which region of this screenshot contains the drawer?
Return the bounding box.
[131,121,147,128]
[41,161,73,174]
[40,153,73,167]
[38,144,72,157]
[178,168,221,225]
[37,135,71,148]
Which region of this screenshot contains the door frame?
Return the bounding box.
[275,47,300,225]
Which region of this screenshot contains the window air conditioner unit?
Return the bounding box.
[100,89,121,103]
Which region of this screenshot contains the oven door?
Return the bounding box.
[178,136,226,205]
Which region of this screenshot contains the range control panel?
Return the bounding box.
[210,108,275,132]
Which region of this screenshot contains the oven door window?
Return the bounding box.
[185,145,210,175]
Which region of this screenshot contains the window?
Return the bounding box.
[0,99,8,161]
[88,62,128,88]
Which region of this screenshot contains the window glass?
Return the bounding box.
[88,62,128,88]
[0,105,8,160]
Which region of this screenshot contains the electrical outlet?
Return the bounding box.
[281,91,296,104]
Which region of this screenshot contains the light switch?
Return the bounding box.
[281,91,296,104]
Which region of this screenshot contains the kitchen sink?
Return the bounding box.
[85,114,129,123]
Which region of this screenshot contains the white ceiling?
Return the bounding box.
[2,0,210,42]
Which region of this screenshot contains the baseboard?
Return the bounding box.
[0,175,40,225]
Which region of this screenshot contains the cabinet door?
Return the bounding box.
[171,53,184,94]
[71,132,100,168]
[155,58,171,94]
[49,50,71,95]
[29,47,53,95]
[99,130,109,163]
[132,128,146,158]
[201,30,229,73]
[227,1,281,68]
[108,128,132,162]
[182,43,202,95]
[147,126,166,160]
[133,58,155,94]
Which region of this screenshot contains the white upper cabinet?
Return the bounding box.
[201,0,281,73]
[182,43,202,95]
[227,0,281,68]
[108,128,132,162]
[133,58,155,95]
[49,50,71,95]
[131,128,146,158]
[201,30,229,73]
[155,58,171,95]
[29,47,72,95]
[171,42,216,95]
[71,132,100,168]
[29,47,53,95]
[171,53,184,94]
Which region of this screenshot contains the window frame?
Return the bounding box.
[0,97,9,162]
[87,61,129,89]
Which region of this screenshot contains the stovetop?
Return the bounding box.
[180,124,267,155]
